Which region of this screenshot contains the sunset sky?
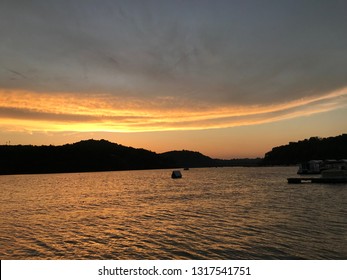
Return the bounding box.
[1,0,346,158]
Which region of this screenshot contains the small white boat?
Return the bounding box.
[171,170,182,179]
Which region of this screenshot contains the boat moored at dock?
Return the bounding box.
[297,159,347,175]
[297,160,323,174]
[289,159,347,184]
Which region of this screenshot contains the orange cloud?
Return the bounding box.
[0,87,346,133]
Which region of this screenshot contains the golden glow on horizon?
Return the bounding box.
[0,87,346,133]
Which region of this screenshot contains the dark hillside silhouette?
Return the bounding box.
[1,134,345,174]
[0,140,171,175]
[263,134,347,165]
[0,139,261,175]
[160,150,215,168]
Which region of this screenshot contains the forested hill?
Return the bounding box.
[263,134,347,165]
[160,150,261,168]
[0,139,259,175]
[0,139,170,175]
[3,134,344,174]
[160,150,215,168]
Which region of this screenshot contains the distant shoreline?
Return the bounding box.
[0,165,298,177]
[0,139,262,176]
[1,134,345,176]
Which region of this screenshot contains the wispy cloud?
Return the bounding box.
[1,87,346,132]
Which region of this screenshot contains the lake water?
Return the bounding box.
[0,167,346,259]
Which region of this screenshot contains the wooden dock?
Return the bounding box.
[287,177,347,184]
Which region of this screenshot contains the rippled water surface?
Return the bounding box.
[1,167,346,259]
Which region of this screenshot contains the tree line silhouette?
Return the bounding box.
[1,134,345,175]
[0,139,260,175]
[263,134,347,165]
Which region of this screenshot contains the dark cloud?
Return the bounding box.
[0,106,149,123]
[1,0,346,105]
